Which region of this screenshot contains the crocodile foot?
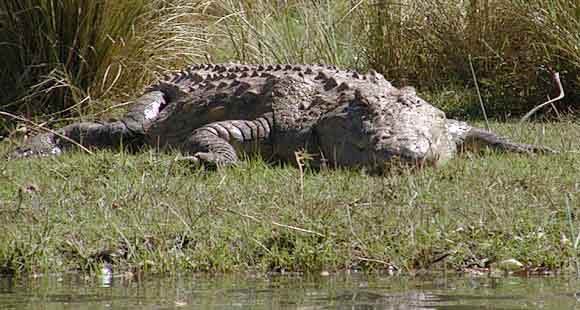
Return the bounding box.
[176,152,237,169]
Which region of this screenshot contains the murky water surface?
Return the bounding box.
[0,273,578,309]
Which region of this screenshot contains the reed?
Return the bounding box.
[0,0,209,123]
[1,0,578,126]
[350,0,578,116]
[210,0,365,67]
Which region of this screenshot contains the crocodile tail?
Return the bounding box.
[446,119,555,154]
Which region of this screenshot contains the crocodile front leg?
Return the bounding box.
[6,91,166,159]
[181,114,273,167]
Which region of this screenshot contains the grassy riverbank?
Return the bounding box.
[1,121,579,276]
[1,0,579,276]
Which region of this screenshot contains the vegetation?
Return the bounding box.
[1,0,579,275]
[207,0,580,117]
[1,0,579,127]
[0,0,210,134]
[0,121,579,275]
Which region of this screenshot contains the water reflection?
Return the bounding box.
[0,273,579,309]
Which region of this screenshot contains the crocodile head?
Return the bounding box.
[315,87,456,171]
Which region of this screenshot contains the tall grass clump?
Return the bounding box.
[362,0,579,117]
[210,0,578,118]
[209,0,365,67]
[514,0,580,71]
[1,0,578,132]
[0,0,210,132]
[513,0,580,109]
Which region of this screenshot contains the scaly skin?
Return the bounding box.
[5,63,554,170]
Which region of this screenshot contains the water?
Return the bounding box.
[1,272,579,309]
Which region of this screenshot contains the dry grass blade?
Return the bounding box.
[469,55,490,130]
[216,206,325,238]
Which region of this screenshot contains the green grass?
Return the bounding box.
[1,0,579,277]
[1,121,579,276]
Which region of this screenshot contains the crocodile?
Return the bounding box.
[5,63,552,170]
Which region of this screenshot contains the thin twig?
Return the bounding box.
[93,100,133,117]
[355,256,394,267]
[215,206,325,237]
[270,220,324,237]
[337,0,364,25]
[165,203,195,237]
[468,55,490,130]
[520,72,565,123]
[346,202,367,249]
[0,111,94,155]
[564,194,580,278]
[294,151,306,203]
